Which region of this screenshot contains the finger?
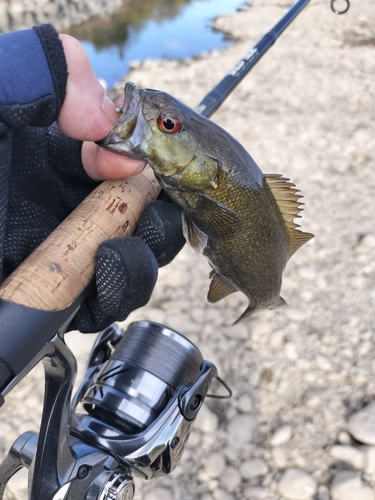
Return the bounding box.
[135,200,185,267]
[57,34,119,141]
[95,237,158,317]
[82,142,146,180]
[69,238,158,333]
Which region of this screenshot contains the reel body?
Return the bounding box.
[0,321,223,500]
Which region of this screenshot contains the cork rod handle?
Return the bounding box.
[0,167,161,311]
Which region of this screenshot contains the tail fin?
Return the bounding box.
[233,296,287,325]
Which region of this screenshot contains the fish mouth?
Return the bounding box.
[96,82,149,160]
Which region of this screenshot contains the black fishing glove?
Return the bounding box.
[69,199,185,333]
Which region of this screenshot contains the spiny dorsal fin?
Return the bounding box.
[265,174,314,259]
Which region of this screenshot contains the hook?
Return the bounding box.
[331,0,350,14]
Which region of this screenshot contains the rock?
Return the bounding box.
[315,354,332,371]
[284,342,298,360]
[329,445,365,469]
[221,466,241,492]
[330,471,374,500]
[270,424,293,446]
[278,468,317,500]
[347,401,375,445]
[226,414,256,447]
[243,486,268,499]
[317,485,330,500]
[213,488,233,500]
[194,404,219,434]
[144,487,173,500]
[239,458,268,479]
[364,446,375,475]
[337,431,352,445]
[272,447,288,468]
[227,321,249,340]
[205,452,226,479]
[249,319,270,341]
[236,393,253,413]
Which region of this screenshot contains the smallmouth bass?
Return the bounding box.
[100,82,314,322]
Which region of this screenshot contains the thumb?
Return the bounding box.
[57,34,118,141]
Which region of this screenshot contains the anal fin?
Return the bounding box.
[207,273,238,303]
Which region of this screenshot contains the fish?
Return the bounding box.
[99,82,314,323]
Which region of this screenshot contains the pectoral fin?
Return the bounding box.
[182,213,208,255]
[207,273,238,303]
[195,193,242,237]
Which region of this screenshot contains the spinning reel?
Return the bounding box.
[0,321,230,500]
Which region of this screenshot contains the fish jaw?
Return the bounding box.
[97,82,152,161]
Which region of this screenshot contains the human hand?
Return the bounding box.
[69,199,186,333]
[57,34,145,181]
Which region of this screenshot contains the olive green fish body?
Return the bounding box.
[101,83,313,322]
[167,169,290,318]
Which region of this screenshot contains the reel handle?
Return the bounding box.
[0,167,160,311]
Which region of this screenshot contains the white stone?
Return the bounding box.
[243,486,267,499]
[364,446,375,475]
[298,265,317,280]
[221,466,241,492]
[239,458,268,479]
[237,393,253,413]
[330,471,374,500]
[329,445,366,469]
[337,431,352,445]
[284,342,298,360]
[317,485,330,500]
[144,487,173,500]
[228,322,249,340]
[188,429,200,447]
[6,467,28,500]
[278,468,317,500]
[347,401,375,445]
[272,446,288,468]
[286,308,306,321]
[315,354,332,371]
[249,319,269,340]
[205,452,226,479]
[270,424,293,446]
[213,488,233,500]
[194,404,219,434]
[269,330,285,347]
[226,414,256,447]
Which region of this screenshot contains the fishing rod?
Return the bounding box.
[196,0,311,118]
[197,0,350,119]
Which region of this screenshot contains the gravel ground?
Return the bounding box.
[1,0,375,499]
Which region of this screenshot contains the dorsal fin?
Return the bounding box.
[265,174,314,259]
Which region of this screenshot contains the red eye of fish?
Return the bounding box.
[157,113,182,133]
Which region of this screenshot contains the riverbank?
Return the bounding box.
[1,1,375,499]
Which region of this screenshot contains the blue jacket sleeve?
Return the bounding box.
[0,24,67,135]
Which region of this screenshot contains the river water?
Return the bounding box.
[67,0,245,88]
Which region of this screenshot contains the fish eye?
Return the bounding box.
[157,112,182,134]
